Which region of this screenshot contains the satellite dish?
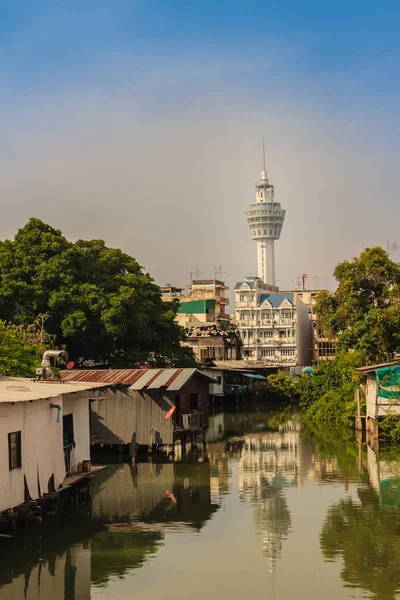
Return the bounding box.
[66,361,75,370]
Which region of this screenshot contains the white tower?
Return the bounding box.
[245,144,285,286]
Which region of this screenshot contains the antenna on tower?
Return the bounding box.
[263,138,266,171]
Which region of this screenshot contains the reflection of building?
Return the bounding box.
[238,431,299,569]
[207,441,230,502]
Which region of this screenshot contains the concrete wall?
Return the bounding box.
[295,296,312,366]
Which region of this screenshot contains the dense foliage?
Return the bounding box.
[315,247,400,363]
[264,371,297,400]
[0,315,56,377]
[0,218,195,367]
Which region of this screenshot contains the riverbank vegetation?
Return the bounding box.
[0,218,196,371]
[268,247,400,429]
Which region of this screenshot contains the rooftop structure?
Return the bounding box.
[245,145,286,286]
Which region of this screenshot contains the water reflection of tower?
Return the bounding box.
[238,427,311,570]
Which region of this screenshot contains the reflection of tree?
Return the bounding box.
[320,494,400,600]
[253,480,291,569]
[91,530,162,586]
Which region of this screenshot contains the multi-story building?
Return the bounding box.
[161,279,241,364]
[281,289,336,362]
[187,279,230,323]
[235,277,312,366]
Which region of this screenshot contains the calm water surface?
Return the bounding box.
[2,406,400,600]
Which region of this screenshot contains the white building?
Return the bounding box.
[245,149,286,287]
[235,277,312,366]
[0,377,106,513]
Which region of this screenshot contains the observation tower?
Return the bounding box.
[245,145,286,287]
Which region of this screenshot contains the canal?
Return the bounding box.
[1,404,400,600]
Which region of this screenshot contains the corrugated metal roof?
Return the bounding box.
[0,377,109,403]
[130,368,216,391]
[355,362,399,374]
[61,369,144,385]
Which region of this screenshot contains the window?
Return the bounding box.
[63,414,74,447]
[8,431,21,470]
[190,393,199,410]
[261,349,275,357]
[282,349,296,356]
[217,376,222,385]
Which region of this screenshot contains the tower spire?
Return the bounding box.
[261,138,267,181]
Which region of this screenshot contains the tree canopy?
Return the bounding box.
[0,218,195,367]
[315,247,400,363]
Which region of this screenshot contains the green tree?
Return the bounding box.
[297,352,362,426]
[265,372,296,400]
[0,321,40,376]
[315,247,400,363]
[0,218,195,367]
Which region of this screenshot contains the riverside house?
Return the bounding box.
[61,368,217,454]
[0,376,107,513]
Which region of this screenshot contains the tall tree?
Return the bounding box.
[0,218,195,367]
[315,247,400,363]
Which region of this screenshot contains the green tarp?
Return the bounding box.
[375,366,400,400]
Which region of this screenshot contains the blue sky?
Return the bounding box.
[1,0,399,290]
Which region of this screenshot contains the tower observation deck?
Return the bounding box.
[245,148,285,287]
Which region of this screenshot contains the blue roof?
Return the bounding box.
[234,280,255,290]
[259,293,294,307]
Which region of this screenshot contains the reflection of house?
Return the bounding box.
[0,376,106,513]
[207,413,225,442]
[62,368,216,452]
[0,543,91,600]
[92,460,220,532]
[367,444,400,508]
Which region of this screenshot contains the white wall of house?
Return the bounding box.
[203,369,224,395]
[0,392,92,513]
[0,398,64,512]
[63,395,91,473]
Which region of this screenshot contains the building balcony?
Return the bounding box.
[235,302,255,308]
[174,413,203,431]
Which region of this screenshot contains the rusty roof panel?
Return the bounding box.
[147,369,180,390]
[61,369,144,385]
